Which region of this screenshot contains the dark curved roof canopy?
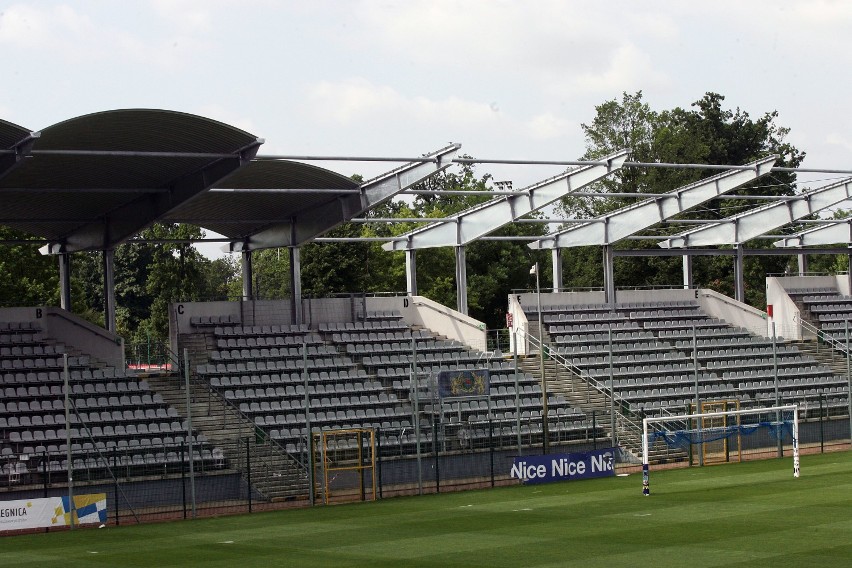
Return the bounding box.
[166,160,360,239]
[0,109,263,251]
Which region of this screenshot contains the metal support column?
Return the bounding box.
[551,249,563,294]
[103,249,116,333]
[455,245,468,316]
[603,244,616,305]
[797,253,808,276]
[58,253,72,311]
[405,249,418,296]
[241,249,253,300]
[734,245,745,303]
[682,254,694,289]
[289,247,303,325]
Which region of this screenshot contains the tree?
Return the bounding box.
[567,91,806,308]
[0,227,58,307]
[402,162,550,329]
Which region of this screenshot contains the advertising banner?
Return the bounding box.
[437,369,490,399]
[0,494,107,531]
[510,448,616,485]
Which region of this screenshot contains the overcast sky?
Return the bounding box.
[2,1,850,255]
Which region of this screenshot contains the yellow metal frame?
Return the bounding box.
[316,427,377,504]
[693,399,741,464]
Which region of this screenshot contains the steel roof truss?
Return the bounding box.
[660,176,852,248]
[231,144,461,251]
[383,149,629,251]
[530,156,776,249]
[773,220,852,247]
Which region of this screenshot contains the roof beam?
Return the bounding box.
[383,149,629,251]
[773,220,852,247]
[229,144,461,252]
[530,156,777,249]
[0,131,39,182]
[659,177,852,248]
[43,139,263,253]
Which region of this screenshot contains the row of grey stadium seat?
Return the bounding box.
[319,320,408,332]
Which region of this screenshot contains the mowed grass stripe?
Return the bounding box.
[1,452,851,567]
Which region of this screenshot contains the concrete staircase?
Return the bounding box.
[794,338,848,378]
[518,335,686,465]
[143,357,310,501]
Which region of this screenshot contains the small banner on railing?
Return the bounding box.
[510,448,616,485]
[0,494,107,531]
[437,369,490,399]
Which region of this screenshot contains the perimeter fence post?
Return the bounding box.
[376,431,383,499]
[181,444,187,519]
[113,450,120,526]
[489,419,495,488]
[592,411,597,450]
[433,415,440,494]
[247,436,252,513]
[819,394,825,453]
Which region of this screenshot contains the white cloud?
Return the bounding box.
[524,113,576,140]
[0,4,94,49]
[149,0,215,33]
[194,104,260,137]
[304,78,496,128]
[565,43,672,95]
[349,0,677,98]
[0,2,212,70]
[825,133,852,153]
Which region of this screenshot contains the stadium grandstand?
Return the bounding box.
[2,109,852,525]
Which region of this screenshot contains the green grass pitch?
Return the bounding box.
[3,452,852,567]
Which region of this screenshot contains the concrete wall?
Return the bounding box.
[367,295,488,352]
[696,288,768,337]
[0,306,124,368]
[763,274,852,340]
[765,277,805,340]
[168,295,488,352]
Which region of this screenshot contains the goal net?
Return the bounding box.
[641,405,800,496]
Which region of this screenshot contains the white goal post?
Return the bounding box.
[641,405,800,496]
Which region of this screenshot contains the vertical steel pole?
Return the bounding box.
[63,354,74,530]
[846,320,852,448]
[513,331,522,456]
[536,263,549,454]
[303,342,314,505]
[184,349,196,518]
[773,322,782,458]
[693,325,703,467]
[608,326,616,450]
[411,336,422,494]
[246,437,252,513]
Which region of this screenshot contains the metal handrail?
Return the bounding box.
[517,326,705,460]
[794,313,850,355]
[516,327,647,447]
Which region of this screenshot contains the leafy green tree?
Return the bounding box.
[0,227,58,307]
[567,91,806,308]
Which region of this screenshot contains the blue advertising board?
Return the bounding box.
[510,448,616,485]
